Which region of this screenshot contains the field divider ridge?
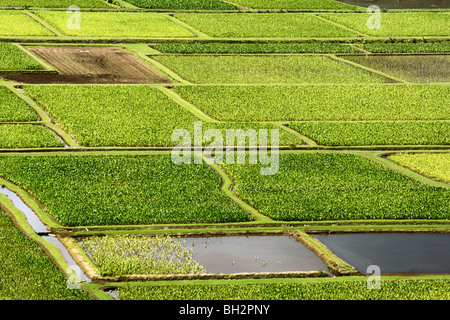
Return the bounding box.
[328,54,410,83]
[23,10,65,37]
[357,150,450,189]
[157,86,219,122]
[313,13,369,38]
[163,13,212,38]
[276,123,318,146]
[208,162,273,223]
[11,43,57,72]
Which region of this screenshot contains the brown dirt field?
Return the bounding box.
[4,46,172,84]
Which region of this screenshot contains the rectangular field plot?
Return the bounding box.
[0,86,39,121]
[0,11,55,36]
[154,55,388,84]
[125,0,238,9]
[173,84,449,121]
[152,42,360,54]
[320,13,450,37]
[0,155,252,226]
[0,124,65,148]
[35,12,196,38]
[341,55,450,83]
[0,0,111,8]
[0,43,44,71]
[118,279,450,300]
[6,46,172,84]
[289,121,450,146]
[173,13,359,38]
[232,0,357,9]
[23,85,302,147]
[222,153,450,221]
[389,153,450,184]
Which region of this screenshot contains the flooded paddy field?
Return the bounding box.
[341,54,450,82]
[175,235,331,275]
[314,233,450,275]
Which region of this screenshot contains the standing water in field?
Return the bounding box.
[176,235,331,275]
[315,233,450,274]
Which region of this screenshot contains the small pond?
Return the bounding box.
[314,233,450,274]
[176,235,331,275]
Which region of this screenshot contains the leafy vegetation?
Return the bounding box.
[0,124,65,148]
[153,42,360,54]
[0,86,39,122]
[174,84,449,121]
[231,0,357,9]
[0,155,251,226]
[289,121,450,146]
[173,13,358,38]
[82,235,205,276]
[390,153,450,184]
[0,209,93,299]
[36,11,195,38]
[0,43,44,71]
[0,0,111,8]
[119,279,450,300]
[321,13,450,37]
[222,153,450,221]
[155,55,387,84]
[0,11,55,36]
[341,55,450,83]
[361,42,450,53]
[125,0,237,10]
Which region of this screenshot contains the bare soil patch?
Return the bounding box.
[4,46,172,84]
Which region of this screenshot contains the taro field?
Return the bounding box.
[0,0,449,311]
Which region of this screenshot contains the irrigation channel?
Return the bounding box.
[0,185,91,283]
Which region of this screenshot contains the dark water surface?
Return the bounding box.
[315,233,450,274]
[177,235,331,274]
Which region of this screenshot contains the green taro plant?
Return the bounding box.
[82,235,205,276]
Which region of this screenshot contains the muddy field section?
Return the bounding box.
[5,46,172,84]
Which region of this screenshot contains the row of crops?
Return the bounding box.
[0,11,448,38]
[0,0,448,304]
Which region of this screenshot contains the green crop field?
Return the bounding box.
[119,279,450,300]
[173,13,359,38]
[0,0,448,306]
[81,235,205,276]
[173,84,449,121]
[35,12,196,38]
[0,11,55,36]
[125,0,238,10]
[0,209,93,299]
[222,153,450,221]
[152,42,360,54]
[390,153,450,184]
[321,13,450,37]
[22,85,302,147]
[0,155,251,226]
[0,124,65,148]
[289,121,450,146]
[231,0,357,9]
[0,0,112,8]
[0,43,44,71]
[0,86,39,121]
[154,55,387,84]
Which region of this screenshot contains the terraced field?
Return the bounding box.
[0,0,448,312]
